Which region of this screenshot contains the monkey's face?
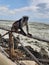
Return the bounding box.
[23,16,29,22]
[21,16,29,27]
[22,17,28,25]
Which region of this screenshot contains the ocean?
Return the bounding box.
[0,21,49,39]
[0,21,49,56]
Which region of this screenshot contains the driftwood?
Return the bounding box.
[0,26,49,65]
[29,35,49,43]
[0,26,11,31]
[19,60,38,65]
[38,58,49,63]
[0,26,49,43]
[0,46,9,57]
[0,52,16,65]
[9,32,14,59]
[16,58,49,63]
[0,24,48,64]
[13,35,43,65]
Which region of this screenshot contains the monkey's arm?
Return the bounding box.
[26,21,29,34]
[20,28,27,36]
[26,22,32,37]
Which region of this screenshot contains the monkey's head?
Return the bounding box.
[22,16,29,22]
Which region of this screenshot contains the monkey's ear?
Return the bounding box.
[23,16,29,20]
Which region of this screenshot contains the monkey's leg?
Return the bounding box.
[20,28,27,36]
[17,31,26,36]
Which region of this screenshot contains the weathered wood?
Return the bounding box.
[16,58,49,63]
[0,52,16,65]
[2,32,9,37]
[0,46,9,57]
[9,32,14,59]
[19,60,38,65]
[29,35,49,43]
[21,43,43,65]
[0,26,49,43]
[0,26,11,31]
[38,58,49,63]
[13,35,43,65]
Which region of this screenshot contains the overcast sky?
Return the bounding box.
[0,0,49,23]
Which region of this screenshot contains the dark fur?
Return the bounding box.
[11,16,29,36]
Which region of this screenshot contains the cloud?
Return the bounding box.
[0,5,38,15]
[0,0,49,20]
[30,0,49,6]
[36,3,49,14]
[0,6,16,15]
[29,0,49,19]
[0,6,8,12]
[36,3,47,14]
[37,3,46,9]
[14,6,38,12]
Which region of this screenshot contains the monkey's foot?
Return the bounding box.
[27,33,32,37]
[18,31,27,36]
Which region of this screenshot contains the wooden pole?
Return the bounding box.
[20,43,43,65]
[38,58,49,63]
[2,32,9,37]
[13,35,43,65]
[0,26,49,43]
[0,52,16,65]
[9,32,14,59]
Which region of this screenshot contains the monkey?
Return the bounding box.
[11,16,32,36]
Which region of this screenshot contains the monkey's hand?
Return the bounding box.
[27,33,32,37]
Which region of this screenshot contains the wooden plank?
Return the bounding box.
[38,58,49,63]
[0,52,16,65]
[29,35,49,43]
[0,26,11,31]
[19,60,38,65]
[9,32,14,59]
[13,35,43,65]
[0,46,9,57]
[0,25,49,43]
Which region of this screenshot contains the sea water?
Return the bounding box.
[0,21,49,56]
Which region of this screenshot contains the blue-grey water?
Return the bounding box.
[0,20,49,57]
[0,21,49,38]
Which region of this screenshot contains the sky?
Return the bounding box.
[0,0,49,23]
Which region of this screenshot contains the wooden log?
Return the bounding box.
[9,32,14,59]
[20,43,43,65]
[0,46,9,57]
[13,35,43,65]
[16,58,49,63]
[29,35,49,43]
[2,32,9,37]
[19,60,38,65]
[0,26,49,43]
[0,52,16,65]
[38,58,49,63]
[0,26,11,31]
